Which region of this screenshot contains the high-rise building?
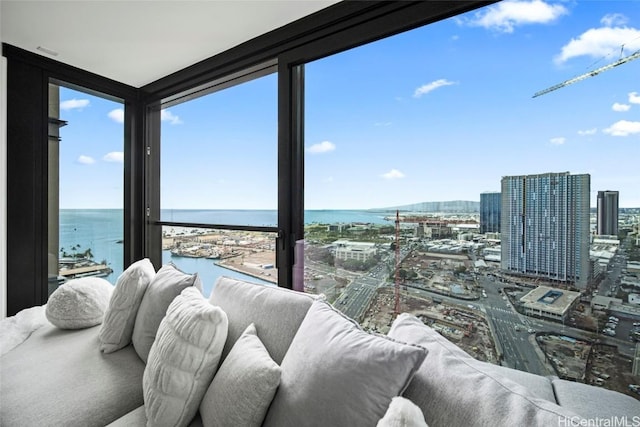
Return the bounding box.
[501,172,590,289]
[480,192,501,234]
[597,190,619,236]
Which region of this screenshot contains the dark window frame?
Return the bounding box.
[140,1,494,289]
[3,1,493,314]
[2,44,142,315]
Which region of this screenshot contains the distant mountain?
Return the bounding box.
[377,200,480,213]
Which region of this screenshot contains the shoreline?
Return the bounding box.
[214,261,278,285]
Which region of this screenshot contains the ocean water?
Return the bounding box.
[59,209,392,295]
[161,209,392,226]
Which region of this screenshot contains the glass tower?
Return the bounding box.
[596,190,619,236]
[480,192,501,234]
[501,172,590,289]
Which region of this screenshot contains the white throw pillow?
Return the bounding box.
[377,397,429,427]
[142,287,229,427]
[143,287,228,427]
[99,258,156,353]
[45,277,113,329]
[262,300,427,427]
[200,323,281,427]
[132,263,203,362]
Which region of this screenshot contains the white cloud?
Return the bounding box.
[381,169,405,179]
[103,152,124,163]
[554,25,640,64]
[577,128,597,136]
[601,13,628,28]
[550,137,566,145]
[77,155,95,165]
[465,0,568,33]
[308,141,336,154]
[60,98,90,111]
[323,176,334,183]
[161,109,183,125]
[612,102,631,112]
[413,79,456,98]
[374,122,392,127]
[108,108,125,123]
[603,120,640,136]
[629,92,640,104]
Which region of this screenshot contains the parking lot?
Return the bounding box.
[602,314,640,343]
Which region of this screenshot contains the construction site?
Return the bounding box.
[360,211,498,363]
[361,286,498,363]
[536,334,637,398]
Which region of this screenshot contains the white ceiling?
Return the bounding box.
[0,0,339,87]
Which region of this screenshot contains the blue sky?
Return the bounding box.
[59,1,640,210]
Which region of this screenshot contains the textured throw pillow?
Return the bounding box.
[262,300,427,427]
[377,397,429,427]
[132,263,203,362]
[387,314,584,427]
[143,287,228,427]
[200,323,281,427]
[45,277,113,329]
[99,258,156,353]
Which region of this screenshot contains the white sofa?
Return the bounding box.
[1,272,639,427]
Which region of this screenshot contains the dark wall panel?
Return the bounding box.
[6,59,47,316]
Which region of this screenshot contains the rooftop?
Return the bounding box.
[520,286,581,316]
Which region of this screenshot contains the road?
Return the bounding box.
[333,248,411,321]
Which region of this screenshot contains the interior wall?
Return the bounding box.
[1,48,7,319]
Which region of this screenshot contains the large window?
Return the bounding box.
[155,68,278,293]
[302,1,640,399]
[48,83,124,294]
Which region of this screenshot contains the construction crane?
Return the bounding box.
[533,48,640,98]
[394,210,401,317]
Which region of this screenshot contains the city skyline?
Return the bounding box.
[57,1,640,209]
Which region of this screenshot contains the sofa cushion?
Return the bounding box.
[0,324,144,427]
[45,276,113,329]
[262,300,427,427]
[143,287,228,427]
[99,258,156,353]
[552,378,640,420]
[106,406,204,427]
[387,314,583,427]
[208,276,315,365]
[132,263,203,362]
[377,396,429,427]
[200,323,281,427]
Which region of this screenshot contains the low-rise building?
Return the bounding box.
[483,247,501,263]
[590,295,623,311]
[333,240,377,262]
[519,286,581,321]
[627,261,640,274]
